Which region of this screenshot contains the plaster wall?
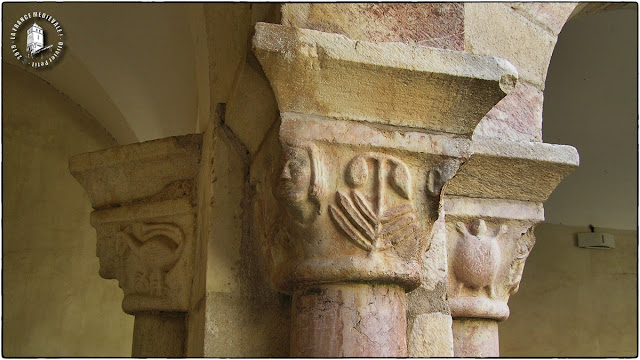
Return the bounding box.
[2,63,133,356]
[542,8,637,230]
[500,223,637,357]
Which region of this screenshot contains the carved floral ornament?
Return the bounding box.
[275,142,445,253]
[329,153,417,252]
[452,219,506,298]
[265,135,459,293]
[447,215,539,320]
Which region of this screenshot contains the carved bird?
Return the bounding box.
[117,223,185,297]
[453,219,504,298]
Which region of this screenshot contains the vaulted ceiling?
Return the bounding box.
[3,3,202,144]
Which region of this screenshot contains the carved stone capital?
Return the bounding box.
[444,196,543,321]
[265,114,466,293]
[251,21,522,294]
[90,199,196,314]
[70,134,202,314]
[442,137,579,322]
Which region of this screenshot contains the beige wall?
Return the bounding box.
[500,223,637,357]
[2,63,133,356]
[542,8,637,230]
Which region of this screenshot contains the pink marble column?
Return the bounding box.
[452,319,499,357]
[290,283,407,357]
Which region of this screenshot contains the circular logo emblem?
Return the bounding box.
[9,12,65,69]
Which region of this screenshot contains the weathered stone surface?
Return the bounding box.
[443,195,544,222]
[444,196,542,321]
[507,2,578,36]
[90,199,196,313]
[204,292,290,357]
[282,3,465,50]
[224,57,279,156]
[253,22,517,136]
[69,134,203,315]
[257,113,465,294]
[465,3,556,88]
[473,81,544,142]
[206,128,246,294]
[205,123,291,357]
[291,284,407,357]
[69,134,202,209]
[452,318,499,357]
[408,313,454,357]
[445,139,579,202]
[132,313,186,357]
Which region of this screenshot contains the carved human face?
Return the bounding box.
[96,234,117,279]
[279,146,311,203]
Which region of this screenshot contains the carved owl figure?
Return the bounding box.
[453,219,504,298]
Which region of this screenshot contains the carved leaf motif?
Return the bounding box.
[389,162,411,199]
[346,156,369,188]
[336,192,375,241]
[329,202,373,251]
[329,190,416,252]
[352,191,376,226]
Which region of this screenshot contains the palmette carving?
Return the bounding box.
[116,222,185,297]
[329,153,417,252]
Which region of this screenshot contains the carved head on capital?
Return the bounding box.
[277,142,325,224]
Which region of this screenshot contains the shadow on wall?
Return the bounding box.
[2,63,134,356]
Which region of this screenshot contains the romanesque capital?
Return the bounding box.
[69,134,202,314]
[251,22,520,294]
[443,140,579,321]
[266,113,465,293]
[250,22,522,357]
[253,23,528,293]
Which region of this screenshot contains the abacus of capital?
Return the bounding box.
[70,4,579,357]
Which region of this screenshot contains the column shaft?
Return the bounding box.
[452,318,499,357]
[290,283,407,357]
[132,312,186,357]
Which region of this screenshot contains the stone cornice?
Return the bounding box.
[253,22,517,137]
[445,139,579,202]
[69,134,201,209]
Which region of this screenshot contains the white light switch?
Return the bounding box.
[577,232,615,249]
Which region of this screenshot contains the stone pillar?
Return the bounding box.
[69,134,202,357]
[443,140,579,357]
[251,21,519,357]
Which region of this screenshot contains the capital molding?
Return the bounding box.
[70,134,202,315]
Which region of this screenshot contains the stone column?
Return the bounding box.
[251,22,519,357]
[443,140,579,357]
[69,134,202,357]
